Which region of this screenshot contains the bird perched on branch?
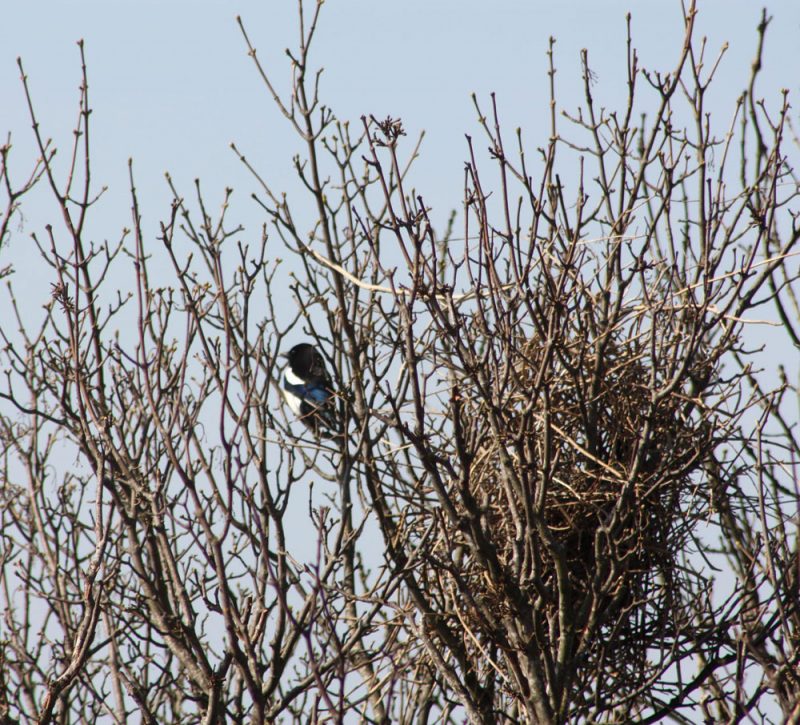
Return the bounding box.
[281,342,339,437]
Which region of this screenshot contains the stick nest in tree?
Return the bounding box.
[434,334,716,699]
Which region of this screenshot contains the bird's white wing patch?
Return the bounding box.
[281,389,304,415]
[281,368,305,415]
[283,367,306,386]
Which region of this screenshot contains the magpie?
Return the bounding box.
[280,343,339,437]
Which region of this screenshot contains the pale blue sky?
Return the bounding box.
[2,0,798,477]
[2,1,797,260]
[1,6,797,718]
[2,2,798,467]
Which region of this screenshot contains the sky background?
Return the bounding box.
[1,3,798,718]
[1,0,798,544]
[2,5,797,487]
[2,0,798,263]
[2,0,798,404]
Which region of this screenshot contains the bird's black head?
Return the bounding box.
[286,343,317,377]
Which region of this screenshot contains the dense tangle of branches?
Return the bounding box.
[1,3,799,723]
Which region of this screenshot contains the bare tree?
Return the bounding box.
[1,2,798,723]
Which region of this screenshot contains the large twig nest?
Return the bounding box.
[430,331,716,699]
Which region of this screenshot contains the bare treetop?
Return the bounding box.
[1,2,799,723]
